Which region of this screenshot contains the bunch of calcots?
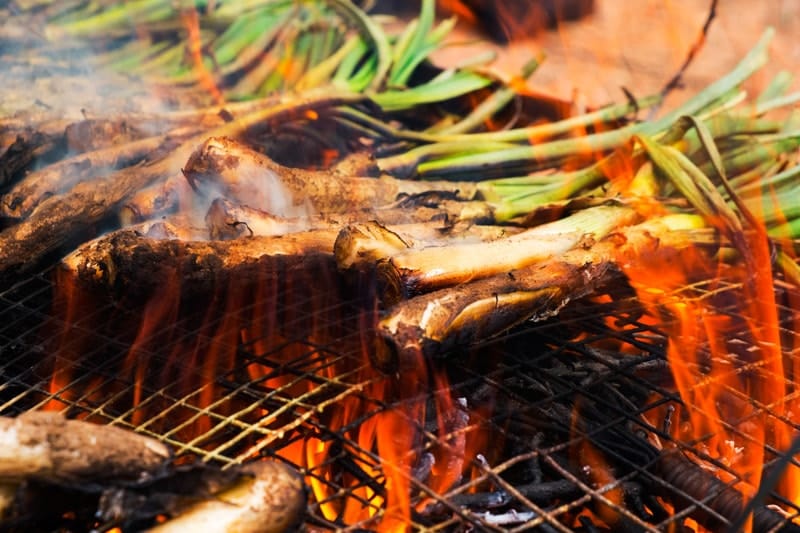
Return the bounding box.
[1,0,799,375]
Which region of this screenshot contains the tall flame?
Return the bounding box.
[47,252,486,531]
[621,217,800,529]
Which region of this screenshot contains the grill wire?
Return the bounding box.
[1,265,800,532]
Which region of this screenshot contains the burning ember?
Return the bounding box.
[2,1,800,532]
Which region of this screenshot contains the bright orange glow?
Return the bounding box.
[45,270,96,412]
[45,252,480,531]
[568,398,625,529]
[436,0,477,25]
[44,271,79,412]
[619,208,800,529]
[375,408,414,531]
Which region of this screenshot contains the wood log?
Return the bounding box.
[0,411,171,484]
[148,461,305,533]
[182,136,479,215]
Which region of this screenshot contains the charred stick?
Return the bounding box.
[182,136,479,215]
[653,450,800,533]
[1,127,196,219]
[148,461,305,533]
[651,0,718,117]
[445,479,581,510]
[374,216,708,372]
[375,205,640,303]
[412,452,436,485]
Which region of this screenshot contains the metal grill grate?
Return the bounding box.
[1,266,800,532]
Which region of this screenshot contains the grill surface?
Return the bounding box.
[2,263,800,532]
[3,3,800,531]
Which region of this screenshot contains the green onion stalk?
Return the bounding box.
[35,0,502,113]
[26,1,800,242]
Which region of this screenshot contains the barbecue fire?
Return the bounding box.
[3,1,800,532]
[621,211,800,530]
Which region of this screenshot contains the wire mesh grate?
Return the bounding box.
[1,265,800,531]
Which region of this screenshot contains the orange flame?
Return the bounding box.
[620,215,800,528]
[48,251,486,531]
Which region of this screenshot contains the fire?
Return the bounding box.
[570,406,626,529]
[46,248,486,531]
[619,208,800,529]
[27,3,798,529]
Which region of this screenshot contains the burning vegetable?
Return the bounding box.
[0,411,171,484]
[0,411,171,518]
[149,461,305,533]
[182,136,479,215]
[373,204,640,304]
[334,219,522,271]
[5,1,800,530]
[206,197,518,242]
[374,214,710,372]
[0,128,197,220]
[61,226,339,296]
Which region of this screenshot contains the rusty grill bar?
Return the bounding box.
[1,265,800,532]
